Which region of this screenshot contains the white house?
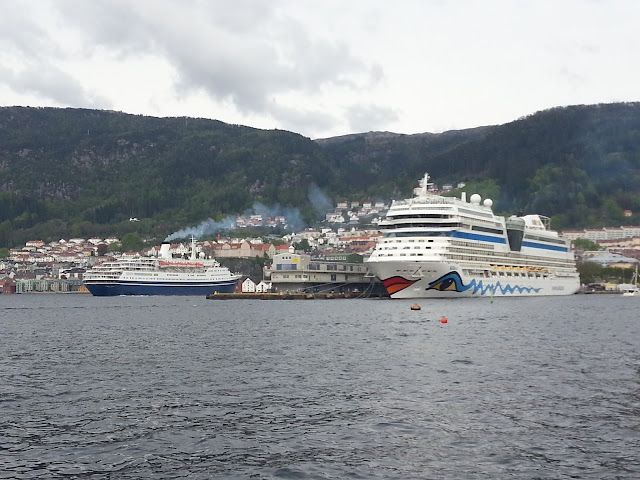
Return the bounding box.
[25,240,45,248]
[241,277,257,293]
[256,281,272,293]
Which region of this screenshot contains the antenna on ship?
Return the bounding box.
[190,235,197,261]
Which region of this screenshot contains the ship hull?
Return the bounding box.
[367,260,580,298]
[84,280,238,296]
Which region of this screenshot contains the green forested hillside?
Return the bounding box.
[0,107,335,246]
[1,103,639,247]
[318,103,640,227]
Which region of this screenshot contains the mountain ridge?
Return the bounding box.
[1,103,639,247]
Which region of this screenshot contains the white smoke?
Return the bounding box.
[164,185,334,241]
[252,202,305,232]
[164,202,308,241]
[165,215,237,242]
[307,183,332,215]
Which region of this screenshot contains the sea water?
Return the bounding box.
[1,294,639,479]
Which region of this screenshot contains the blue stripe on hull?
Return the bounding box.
[85,281,238,296]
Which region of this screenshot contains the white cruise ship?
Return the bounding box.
[366,173,580,298]
[83,239,240,296]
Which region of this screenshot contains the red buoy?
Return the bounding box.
[440,317,448,323]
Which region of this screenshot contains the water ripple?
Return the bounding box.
[1,294,639,478]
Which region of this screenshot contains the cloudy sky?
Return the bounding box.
[1,0,638,139]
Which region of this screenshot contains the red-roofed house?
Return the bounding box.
[212,240,275,258]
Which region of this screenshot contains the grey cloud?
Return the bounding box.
[0,3,57,59]
[0,1,114,107]
[277,20,367,89]
[51,0,378,116]
[55,0,153,55]
[0,63,109,108]
[269,103,337,139]
[369,63,384,85]
[163,10,371,115]
[2,0,386,134]
[346,104,399,133]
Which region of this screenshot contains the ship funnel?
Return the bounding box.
[160,242,171,260]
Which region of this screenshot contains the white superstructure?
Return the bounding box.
[366,173,580,298]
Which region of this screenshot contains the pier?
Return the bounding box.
[206,292,384,300]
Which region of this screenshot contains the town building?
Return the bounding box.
[212,240,278,258]
[256,280,272,292]
[267,252,385,295]
[562,226,640,241]
[241,277,257,293]
[14,278,84,293]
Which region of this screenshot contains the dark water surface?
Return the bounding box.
[1,294,639,479]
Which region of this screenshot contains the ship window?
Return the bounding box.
[472,225,504,235]
[384,231,453,238]
[389,213,452,220]
[387,222,462,229]
[524,234,567,245]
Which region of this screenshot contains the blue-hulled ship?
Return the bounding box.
[83,239,240,296]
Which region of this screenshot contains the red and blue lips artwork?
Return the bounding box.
[381,271,542,296]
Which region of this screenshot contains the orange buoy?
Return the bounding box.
[410,304,421,311]
[440,317,448,323]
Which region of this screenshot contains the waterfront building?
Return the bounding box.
[267,253,384,295]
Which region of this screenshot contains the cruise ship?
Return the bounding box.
[83,239,240,296]
[366,173,580,298]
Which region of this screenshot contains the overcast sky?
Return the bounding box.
[1,0,638,139]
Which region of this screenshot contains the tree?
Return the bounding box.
[294,238,312,252]
[0,220,11,247]
[0,247,9,258]
[121,232,144,252]
[601,198,624,224]
[572,238,602,251]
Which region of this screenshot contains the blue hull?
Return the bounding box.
[85,280,238,296]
